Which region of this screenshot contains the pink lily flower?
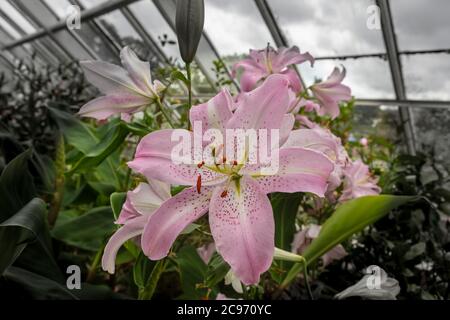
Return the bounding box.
[78,46,165,120]
[128,75,334,284]
[232,46,314,92]
[310,67,351,119]
[340,160,381,201]
[291,224,347,267]
[286,116,350,200]
[101,180,171,274]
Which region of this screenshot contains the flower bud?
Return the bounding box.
[175,0,204,64]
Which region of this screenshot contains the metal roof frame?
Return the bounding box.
[1,0,449,154]
[377,0,416,154]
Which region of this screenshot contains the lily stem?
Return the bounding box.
[302,261,314,300]
[186,62,192,109]
[155,97,174,128]
[87,245,104,282]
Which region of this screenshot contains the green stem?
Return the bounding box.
[155,97,174,128]
[138,258,168,300]
[186,62,192,109]
[87,245,104,282]
[302,262,314,300]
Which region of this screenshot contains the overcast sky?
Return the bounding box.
[1,0,449,100]
[204,0,450,100]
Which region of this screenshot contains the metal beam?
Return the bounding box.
[40,0,101,60]
[168,94,450,110]
[152,0,220,90]
[120,6,169,64]
[254,0,306,90]
[314,48,450,61]
[377,0,416,154]
[70,0,122,58]
[1,0,140,51]
[356,99,450,110]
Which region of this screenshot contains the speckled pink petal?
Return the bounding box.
[227,74,290,130]
[141,186,213,260]
[102,214,149,274]
[209,177,274,285]
[78,94,148,120]
[244,147,334,196]
[128,129,227,186]
[189,88,234,132]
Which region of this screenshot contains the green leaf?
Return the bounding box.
[282,195,419,287]
[272,193,301,250]
[51,206,115,251]
[138,258,168,300]
[0,198,47,275]
[3,266,78,300]
[69,124,128,172]
[170,69,190,86]
[0,149,36,221]
[110,192,126,220]
[271,193,301,277]
[205,252,230,288]
[47,106,99,154]
[48,106,127,174]
[133,252,157,289]
[177,245,208,299]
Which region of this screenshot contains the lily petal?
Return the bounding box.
[80,60,145,96]
[120,46,152,93]
[78,94,148,120]
[141,186,212,260]
[128,129,227,186]
[190,88,234,133]
[271,47,314,71]
[244,147,334,197]
[129,182,170,215]
[102,215,149,274]
[282,129,339,159]
[209,177,274,285]
[227,74,290,130]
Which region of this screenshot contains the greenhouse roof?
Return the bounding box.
[0,0,449,153]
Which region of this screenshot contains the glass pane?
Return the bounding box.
[96,10,143,46]
[391,0,450,51]
[77,0,109,9]
[402,54,450,100]
[412,107,450,169]
[129,0,181,63]
[43,0,117,62]
[204,0,274,57]
[0,0,36,34]
[299,57,395,99]
[0,15,21,40]
[353,105,400,140]
[268,0,385,56]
